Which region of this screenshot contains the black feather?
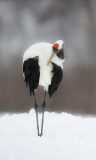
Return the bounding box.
[23,57,40,95]
[57,48,64,59]
[48,62,63,97]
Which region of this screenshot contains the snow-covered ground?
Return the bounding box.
[0,110,96,160]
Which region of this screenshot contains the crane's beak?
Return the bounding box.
[47,51,55,65]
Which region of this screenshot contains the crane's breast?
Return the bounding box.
[39,54,53,91]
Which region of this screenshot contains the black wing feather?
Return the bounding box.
[23,57,40,95]
[48,62,63,97]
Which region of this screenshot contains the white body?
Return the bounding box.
[23,42,64,91]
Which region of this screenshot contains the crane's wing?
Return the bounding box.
[23,56,40,95]
[48,62,63,97]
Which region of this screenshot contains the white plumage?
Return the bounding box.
[23,40,64,91]
[23,40,65,136]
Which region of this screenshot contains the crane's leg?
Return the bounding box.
[34,91,40,136]
[40,91,46,136]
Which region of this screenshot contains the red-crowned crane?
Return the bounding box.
[23,40,65,136]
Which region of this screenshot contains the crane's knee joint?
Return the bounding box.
[42,101,46,109]
[34,102,38,110]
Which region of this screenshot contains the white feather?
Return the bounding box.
[23,41,64,91]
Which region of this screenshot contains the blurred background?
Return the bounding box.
[0,0,96,114]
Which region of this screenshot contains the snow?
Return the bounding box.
[0,109,96,160]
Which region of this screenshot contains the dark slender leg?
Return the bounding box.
[34,92,40,136]
[40,91,46,136]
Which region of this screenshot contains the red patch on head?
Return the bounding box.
[53,43,59,50]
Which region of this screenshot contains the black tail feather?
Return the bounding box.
[48,62,63,97]
[23,57,40,95]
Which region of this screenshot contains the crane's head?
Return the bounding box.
[47,40,64,65]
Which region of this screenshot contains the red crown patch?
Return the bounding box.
[53,43,59,50]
